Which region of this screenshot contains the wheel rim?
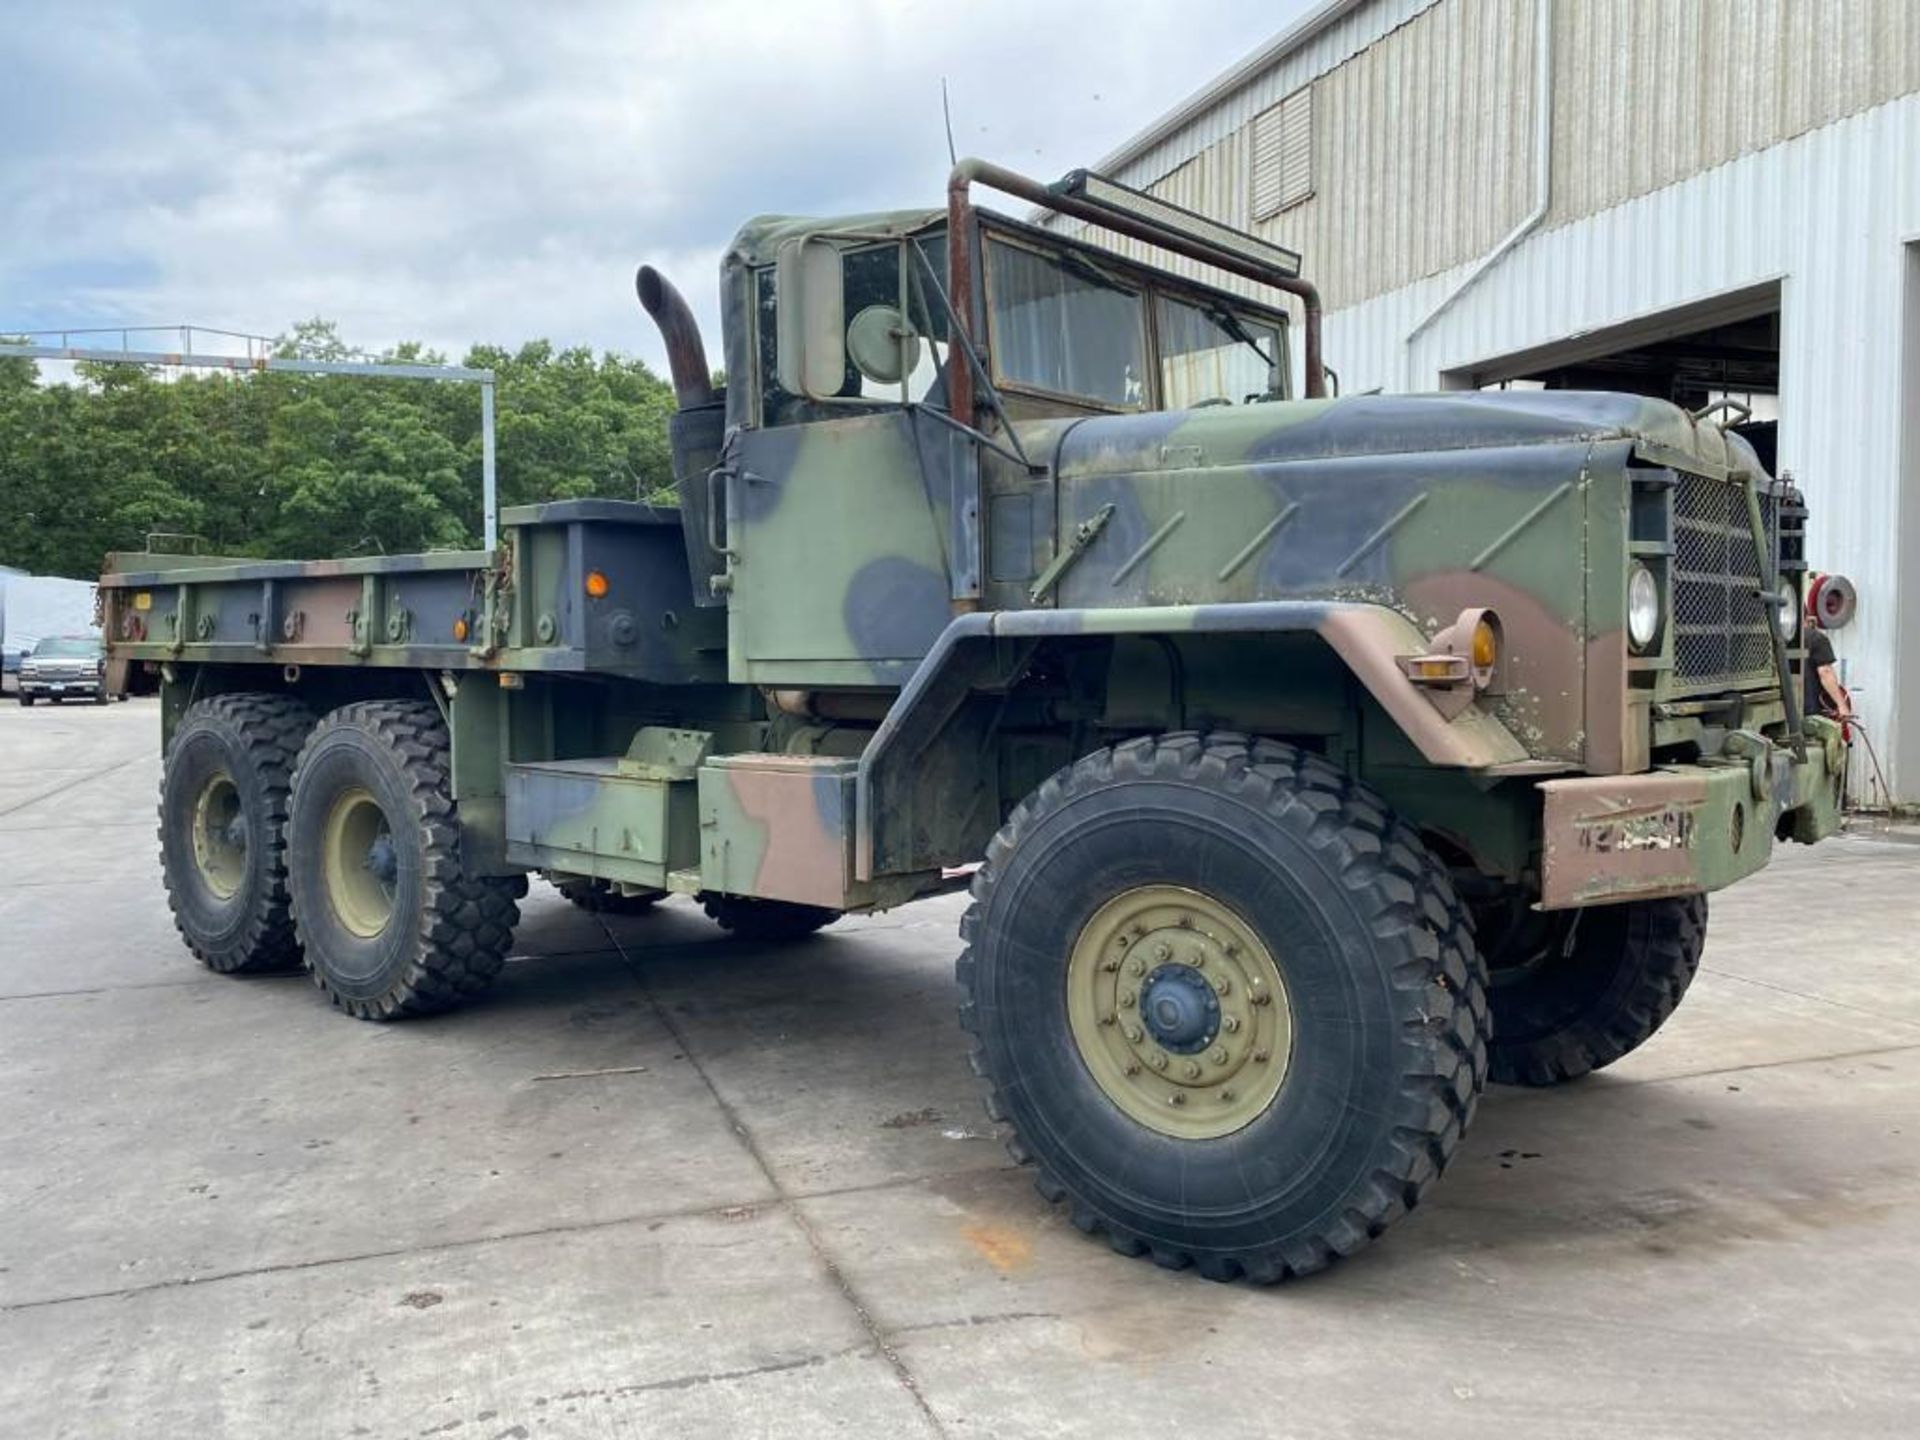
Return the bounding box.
[321,786,398,938]
[189,770,247,900]
[1065,884,1294,1140]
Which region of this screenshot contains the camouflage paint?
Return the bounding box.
[105,170,1835,921]
[697,753,865,910]
[502,728,711,888]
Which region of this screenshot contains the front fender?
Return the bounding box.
[856,600,1529,879]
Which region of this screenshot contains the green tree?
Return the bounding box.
[0,324,680,577]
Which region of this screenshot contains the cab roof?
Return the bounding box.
[724,209,945,270]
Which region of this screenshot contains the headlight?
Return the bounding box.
[1627,563,1661,652]
[1774,578,1800,640]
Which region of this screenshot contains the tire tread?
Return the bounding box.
[290,699,521,1020]
[956,730,1490,1283]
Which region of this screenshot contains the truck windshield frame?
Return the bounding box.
[982,232,1151,412]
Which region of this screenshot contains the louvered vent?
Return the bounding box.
[1251,86,1314,220]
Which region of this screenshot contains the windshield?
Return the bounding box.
[1157,296,1283,408]
[32,637,100,659]
[986,237,1147,408]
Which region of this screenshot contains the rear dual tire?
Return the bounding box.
[556,877,664,915]
[159,693,315,973]
[286,700,523,1020]
[699,894,840,941]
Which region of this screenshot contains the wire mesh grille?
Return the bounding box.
[1671,475,1778,686]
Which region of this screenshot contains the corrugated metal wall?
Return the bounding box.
[1550,0,1920,229]
[1068,0,1919,312]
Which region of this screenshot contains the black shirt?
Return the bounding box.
[1803,627,1836,718]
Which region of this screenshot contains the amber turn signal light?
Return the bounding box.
[584,570,610,599]
[1470,619,1498,670]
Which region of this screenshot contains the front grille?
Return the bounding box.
[1671,474,1777,688]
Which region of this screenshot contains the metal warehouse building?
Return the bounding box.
[1049,0,1919,804]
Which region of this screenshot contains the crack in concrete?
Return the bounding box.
[0,1166,1017,1316]
[0,975,282,1003]
[1611,1038,1920,1088]
[593,914,953,1440]
[1698,966,1920,1034]
[0,758,144,820]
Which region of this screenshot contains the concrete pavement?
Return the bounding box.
[2,698,1916,1437]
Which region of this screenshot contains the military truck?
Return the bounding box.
[99,161,1844,1281]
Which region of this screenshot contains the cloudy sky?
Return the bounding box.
[1,0,1309,375]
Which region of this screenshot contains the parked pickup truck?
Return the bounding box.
[99,160,1843,1281]
[17,634,107,705]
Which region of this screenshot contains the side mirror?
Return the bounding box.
[847,304,921,387]
[775,237,846,398]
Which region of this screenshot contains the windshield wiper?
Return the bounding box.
[1207,306,1273,368]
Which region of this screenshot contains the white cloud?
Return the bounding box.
[1,0,1306,374]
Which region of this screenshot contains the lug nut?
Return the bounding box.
[1154,943,1172,962]
[1120,990,1136,1009]
[1151,1054,1169,1071]
[1124,1024,1143,1043]
[1210,1047,1229,1065]
[1222,1016,1241,1033]
[1130,957,1147,976]
[1212,975,1231,995]
[1183,1061,1202,1079]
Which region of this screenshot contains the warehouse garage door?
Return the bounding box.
[1440,281,1783,468]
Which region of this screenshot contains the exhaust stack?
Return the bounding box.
[635,265,715,410]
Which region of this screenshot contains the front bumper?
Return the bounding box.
[1538,718,1846,909]
[20,674,103,697]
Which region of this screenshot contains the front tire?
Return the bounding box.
[288,700,523,1020]
[960,732,1488,1282]
[1486,895,1706,1086]
[159,693,315,973]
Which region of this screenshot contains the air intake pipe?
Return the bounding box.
[635,265,715,410]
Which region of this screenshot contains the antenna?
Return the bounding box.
[940,77,958,167]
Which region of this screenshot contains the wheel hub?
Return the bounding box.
[364,832,398,887]
[1066,884,1294,1140]
[321,787,398,938]
[190,771,247,900]
[1139,964,1219,1053]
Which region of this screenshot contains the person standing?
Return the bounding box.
[1803,607,1852,724]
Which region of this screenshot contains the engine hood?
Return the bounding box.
[1032,390,1770,486]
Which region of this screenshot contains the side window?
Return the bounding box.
[756,237,951,425]
[1155,296,1284,408]
[985,238,1147,408]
